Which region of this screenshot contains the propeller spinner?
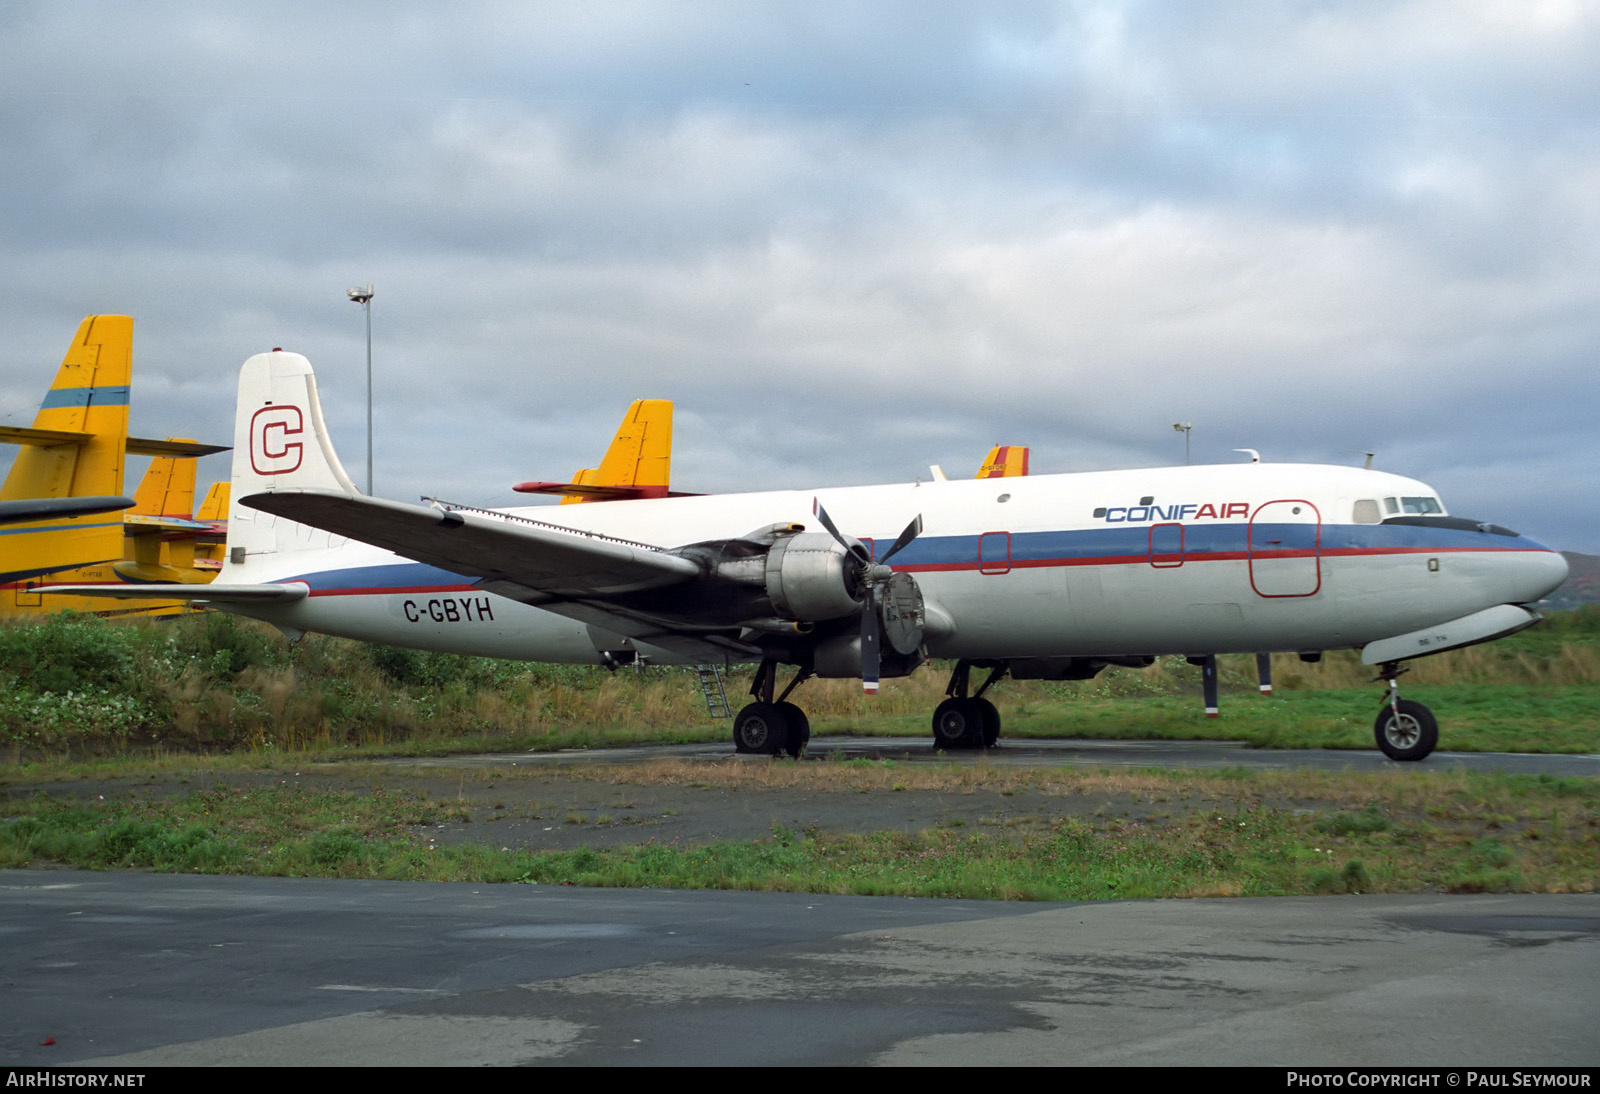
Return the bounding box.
[812,501,925,693]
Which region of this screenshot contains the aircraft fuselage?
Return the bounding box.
[221,461,1566,667]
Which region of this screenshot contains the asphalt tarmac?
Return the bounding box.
[3,870,1596,1067]
[385,734,1600,777]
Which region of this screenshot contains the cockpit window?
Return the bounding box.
[1400,496,1445,515]
[1384,497,1399,514]
[1353,499,1380,524]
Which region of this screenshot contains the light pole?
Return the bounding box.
[346,284,374,494]
[1172,421,1191,465]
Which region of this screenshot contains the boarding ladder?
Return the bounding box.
[696,664,732,719]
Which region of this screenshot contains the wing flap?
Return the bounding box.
[42,582,309,602]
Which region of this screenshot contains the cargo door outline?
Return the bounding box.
[1149,522,1185,568]
[979,531,1011,575]
[1248,499,1321,597]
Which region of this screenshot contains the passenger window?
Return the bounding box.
[1353,500,1380,524]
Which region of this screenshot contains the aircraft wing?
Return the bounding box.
[242,490,701,597]
[241,489,759,660]
[43,582,309,602]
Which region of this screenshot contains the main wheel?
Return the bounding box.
[973,696,1001,747]
[932,697,984,750]
[778,702,810,758]
[734,702,791,755]
[1374,699,1438,761]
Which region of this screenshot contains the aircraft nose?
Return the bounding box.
[1505,543,1568,604]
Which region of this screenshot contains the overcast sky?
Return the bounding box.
[2,1,1595,551]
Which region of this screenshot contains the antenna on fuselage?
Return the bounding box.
[1233,448,1261,463]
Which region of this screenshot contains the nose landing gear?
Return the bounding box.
[1373,662,1438,761]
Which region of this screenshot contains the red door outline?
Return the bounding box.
[979,531,1011,575]
[1248,499,1322,597]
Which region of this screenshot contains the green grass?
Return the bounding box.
[3,769,1595,900]
[0,608,1595,759]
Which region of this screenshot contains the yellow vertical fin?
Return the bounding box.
[132,445,198,520]
[1,315,133,501]
[0,317,133,583]
[196,481,230,522]
[560,399,674,504]
[975,445,1030,479]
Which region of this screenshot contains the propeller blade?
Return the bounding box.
[812,499,870,561]
[878,514,923,564]
[860,587,881,695]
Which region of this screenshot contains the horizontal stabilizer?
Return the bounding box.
[514,480,669,501]
[513,481,701,501]
[43,581,309,603]
[0,431,224,457]
[1360,604,1541,665]
[0,426,94,448]
[0,496,132,524]
[126,437,230,458]
[123,514,219,535]
[241,489,701,597]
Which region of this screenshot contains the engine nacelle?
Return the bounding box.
[763,532,863,622]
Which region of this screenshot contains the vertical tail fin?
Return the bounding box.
[1,315,133,502]
[560,398,673,504]
[192,480,230,573]
[195,480,229,523]
[222,350,360,570]
[975,445,1029,479]
[130,446,198,520]
[121,445,201,580]
[0,316,133,582]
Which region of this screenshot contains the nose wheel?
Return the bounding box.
[1372,663,1438,761]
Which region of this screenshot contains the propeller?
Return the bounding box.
[812,500,923,693]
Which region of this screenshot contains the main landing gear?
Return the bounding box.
[732,660,812,757]
[1372,662,1438,761]
[730,658,1012,756]
[932,661,1006,750]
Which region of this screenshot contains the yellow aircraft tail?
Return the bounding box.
[513,399,676,503]
[131,448,198,519]
[975,445,1029,479]
[1,315,132,502]
[196,480,230,523]
[0,316,134,581]
[114,445,205,585]
[563,399,672,504]
[192,480,230,572]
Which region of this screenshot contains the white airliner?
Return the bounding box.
[70,350,1569,762]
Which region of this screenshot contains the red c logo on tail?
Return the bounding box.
[251,406,304,475]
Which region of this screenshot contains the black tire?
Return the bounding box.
[734,702,791,755]
[932,697,983,750]
[778,702,810,758]
[1374,699,1438,761]
[973,696,1001,747]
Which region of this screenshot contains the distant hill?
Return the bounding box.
[1547,552,1600,609]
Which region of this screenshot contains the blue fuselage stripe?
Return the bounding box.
[281,522,1554,596]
